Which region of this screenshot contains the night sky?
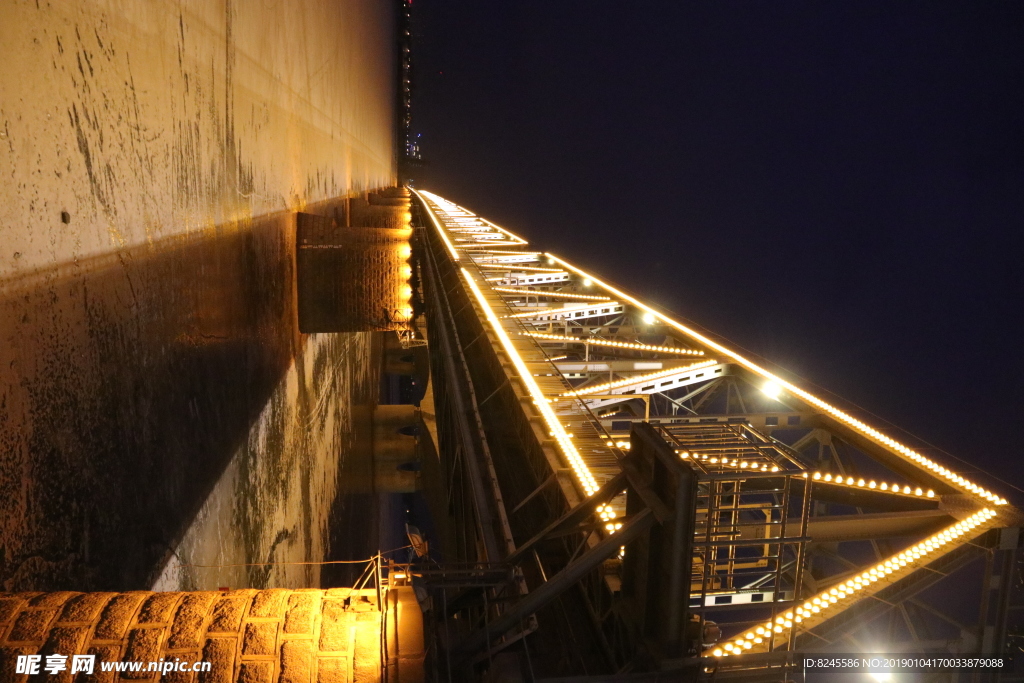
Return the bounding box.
[410,3,1024,497]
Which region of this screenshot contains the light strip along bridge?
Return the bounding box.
[411,188,1022,681]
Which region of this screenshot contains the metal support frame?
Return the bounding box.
[411,189,1024,681]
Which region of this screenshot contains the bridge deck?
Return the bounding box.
[412,188,1022,672]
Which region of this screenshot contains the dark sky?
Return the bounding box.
[410,2,1024,497]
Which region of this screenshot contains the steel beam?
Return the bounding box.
[454,507,656,659]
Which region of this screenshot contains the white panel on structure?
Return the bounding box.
[501,272,572,285]
[575,363,730,409]
[516,302,624,323]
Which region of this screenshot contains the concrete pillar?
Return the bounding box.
[0,587,423,683]
[373,406,420,494]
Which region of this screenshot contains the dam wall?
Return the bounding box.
[0,0,397,591]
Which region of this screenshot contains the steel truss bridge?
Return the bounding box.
[405,189,1024,682]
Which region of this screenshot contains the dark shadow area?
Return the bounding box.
[323,395,381,588]
[0,212,300,591]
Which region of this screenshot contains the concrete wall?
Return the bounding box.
[0,0,397,591]
[0,0,395,272]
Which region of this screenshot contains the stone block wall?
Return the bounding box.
[0,588,423,683]
[296,211,414,334]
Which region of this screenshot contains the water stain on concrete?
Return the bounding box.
[1,0,397,591]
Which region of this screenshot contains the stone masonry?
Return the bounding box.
[0,588,424,683]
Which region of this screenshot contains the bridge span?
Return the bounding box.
[409,189,1023,680]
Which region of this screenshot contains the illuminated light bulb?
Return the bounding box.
[607,441,614,447]
[795,616,803,623]
[824,474,833,482]
[813,472,822,480]
[756,627,766,636]
[858,479,866,487]
[927,490,935,498]
[642,312,657,325]
[785,612,794,619]
[771,466,780,472]
[762,381,782,399]
[784,620,793,628]
[811,606,820,613]
[880,483,888,491]
[868,481,877,488]
[773,625,783,633]
[740,462,748,468]
[754,637,763,643]
[812,598,821,605]
[582,278,592,287]
[903,486,912,494]
[713,649,723,657]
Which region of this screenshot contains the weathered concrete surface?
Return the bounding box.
[0,587,425,683]
[0,0,396,591]
[150,330,378,593]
